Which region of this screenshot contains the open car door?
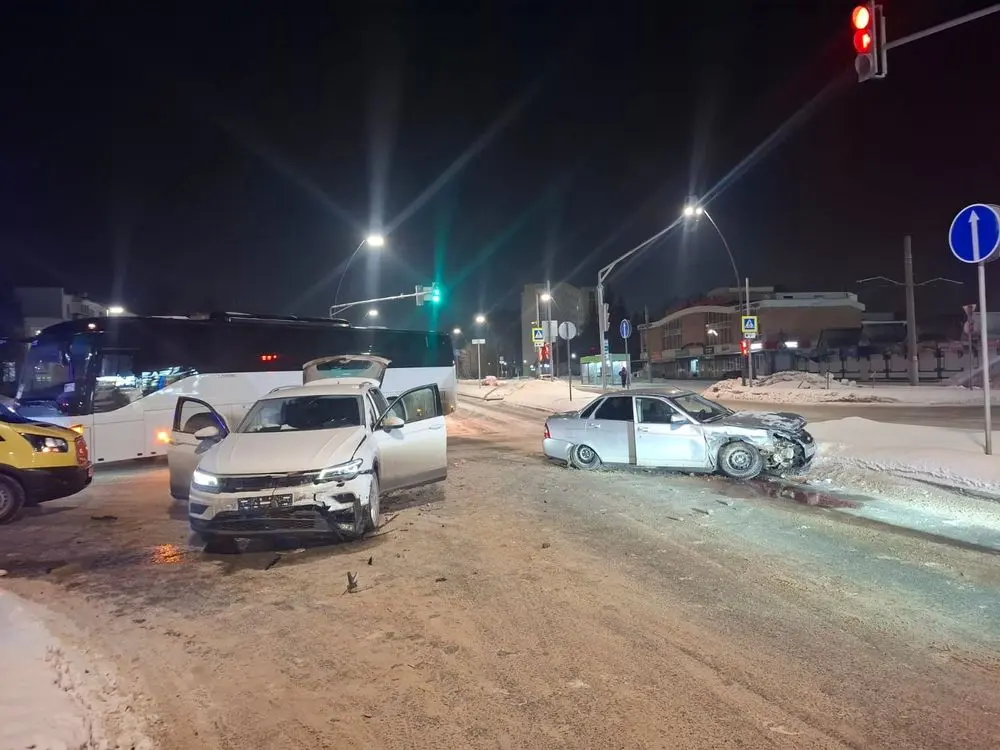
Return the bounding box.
[303,355,391,386]
[168,397,229,499]
[373,383,447,492]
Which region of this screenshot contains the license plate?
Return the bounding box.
[237,494,293,513]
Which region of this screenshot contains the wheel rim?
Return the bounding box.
[0,483,12,515]
[728,447,753,471]
[369,479,380,527]
[578,445,595,464]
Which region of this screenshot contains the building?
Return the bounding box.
[520,282,594,374]
[641,287,865,379]
[14,287,107,336]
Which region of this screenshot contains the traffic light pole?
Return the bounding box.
[885,4,1000,52]
[329,289,426,317]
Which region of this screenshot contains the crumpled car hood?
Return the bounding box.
[714,410,807,433]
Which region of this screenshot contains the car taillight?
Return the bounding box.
[544,423,551,439]
[75,437,89,464]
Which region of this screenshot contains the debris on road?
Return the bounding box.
[264,554,281,571]
[89,514,118,521]
[691,508,713,516]
[434,576,447,583]
[367,555,374,565]
[541,542,551,549]
[346,572,359,594]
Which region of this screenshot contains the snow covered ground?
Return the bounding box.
[0,590,153,750]
[704,371,1000,405]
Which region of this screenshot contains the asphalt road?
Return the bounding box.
[1,402,998,749]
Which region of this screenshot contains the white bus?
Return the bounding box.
[14,312,456,465]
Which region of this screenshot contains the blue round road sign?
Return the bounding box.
[619,319,632,339]
[949,203,1000,264]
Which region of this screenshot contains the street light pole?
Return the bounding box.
[333,234,385,307]
[683,200,747,385]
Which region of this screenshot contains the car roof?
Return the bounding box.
[601,387,695,398]
[260,381,374,400]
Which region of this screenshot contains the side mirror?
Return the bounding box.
[194,425,221,440]
[380,414,405,431]
[669,413,687,424]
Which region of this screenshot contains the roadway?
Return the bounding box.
[0,401,997,748]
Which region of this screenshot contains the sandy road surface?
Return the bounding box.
[1,401,999,748]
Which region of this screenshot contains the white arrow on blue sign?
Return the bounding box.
[949,204,1000,264]
[619,319,632,339]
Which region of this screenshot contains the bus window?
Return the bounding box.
[93,352,140,413]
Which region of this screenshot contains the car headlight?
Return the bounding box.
[191,469,220,493]
[315,458,364,484]
[19,433,69,453]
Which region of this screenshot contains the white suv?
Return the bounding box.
[167,356,446,550]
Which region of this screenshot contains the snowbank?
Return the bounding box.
[0,590,154,750]
[705,371,1000,405]
[807,417,1000,496]
[459,379,596,413]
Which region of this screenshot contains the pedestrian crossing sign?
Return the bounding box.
[741,315,758,337]
[531,327,544,343]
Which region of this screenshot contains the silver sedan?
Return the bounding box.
[542,388,815,480]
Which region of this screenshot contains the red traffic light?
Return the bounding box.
[853,29,872,53]
[851,5,871,30]
[739,339,750,356]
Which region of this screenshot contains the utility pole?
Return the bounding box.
[547,279,556,378]
[904,235,919,386]
[644,305,652,383]
[745,277,754,383]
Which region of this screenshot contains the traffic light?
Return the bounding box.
[739,339,750,357]
[852,3,886,82]
[415,284,442,306]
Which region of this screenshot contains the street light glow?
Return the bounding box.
[452,328,462,335]
[365,234,385,247]
[475,314,486,324]
[107,305,125,315]
[367,309,379,318]
[540,292,552,302]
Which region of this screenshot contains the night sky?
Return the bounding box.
[3,1,999,332]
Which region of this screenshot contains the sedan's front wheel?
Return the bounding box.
[571,443,602,470]
[718,441,764,480]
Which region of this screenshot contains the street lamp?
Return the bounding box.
[682,197,750,383]
[107,305,125,316]
[367,309,379,318]
[333,233,386,306]
[475,314,486,324]
[452,327,462,335]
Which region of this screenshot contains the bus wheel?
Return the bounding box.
[0,475,26,525]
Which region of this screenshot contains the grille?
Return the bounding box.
[217,471,320,493]
[210,507,323,533]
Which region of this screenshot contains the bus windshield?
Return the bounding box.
[18,335,93,413]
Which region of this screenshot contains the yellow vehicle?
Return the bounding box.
[0,400,93,524]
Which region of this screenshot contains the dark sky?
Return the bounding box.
[3,1,999,331]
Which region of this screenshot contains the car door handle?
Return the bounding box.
[587,423,600,428]
[637,426,649,433]
[428,424,443,430]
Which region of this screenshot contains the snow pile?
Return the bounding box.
[705,372,892,404]
[0,590,154,750]
[458,379,592,413]
[806,417,1000,496]
[705,371,1000,405]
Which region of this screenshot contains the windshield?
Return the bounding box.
[17,335,94,415]
[237,395,363,433]
[672,393,732,423]
[0,399,32,424]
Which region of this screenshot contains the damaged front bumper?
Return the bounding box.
[188,474,374,538]
[762,430,816,473]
